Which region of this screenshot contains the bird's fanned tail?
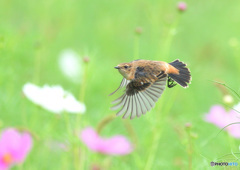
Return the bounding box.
[168,59,191,88]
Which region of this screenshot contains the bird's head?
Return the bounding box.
[114,63,133,79]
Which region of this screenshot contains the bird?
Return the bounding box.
[109,59,191,119]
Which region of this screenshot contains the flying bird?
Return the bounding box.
[109,59,191,119]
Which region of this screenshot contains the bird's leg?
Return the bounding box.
[167,76,177,88]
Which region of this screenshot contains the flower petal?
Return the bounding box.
[0,128,33,165]
[204,105,229,128]
[23,83,43,105]
[204,105,240,139]
[233,102,240,113]
[23,83,86,114]
[40,85,65,113]
[0,162,8,170]
[99,136,133,155]
[80,128,100,151]
[0,129,22,154]
[13,132,33,162]
[227,124,240,138]
[59,49,82,83]
[80,127,133,155]
[63,93,86,114]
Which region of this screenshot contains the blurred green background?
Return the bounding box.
[0,0,240,169]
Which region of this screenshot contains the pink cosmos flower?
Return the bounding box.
[80,127,133,155]
[204,105,240,138]
[177,2,187,11]
[0,128,33,170]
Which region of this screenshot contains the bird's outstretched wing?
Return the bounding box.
[109,78,130,96]
[111,72,167,119]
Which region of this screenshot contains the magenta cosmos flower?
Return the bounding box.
[80,127,133,155]
[204,105,240,138]
[177,2,187,11]
[0,128,33,170]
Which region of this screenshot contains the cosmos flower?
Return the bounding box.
[204,104,240,138]
[234,102,240,112]
[80,127,133,155]
[23,83,86,114]
[58,49,82,83]
[177,2,187,11]
[0,128,32,170]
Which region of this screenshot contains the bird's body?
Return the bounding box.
[117,60,179,80]
[110,59,191,119]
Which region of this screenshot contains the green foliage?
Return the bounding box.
[0,0,240,169]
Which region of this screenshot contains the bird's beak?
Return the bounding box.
[114,66,120,69]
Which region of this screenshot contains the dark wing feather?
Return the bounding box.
[111,73,167,119]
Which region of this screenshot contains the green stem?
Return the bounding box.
[162,14,181,60]
[144,126,162,170]
[79,146,86,170]
[76,61,89,129]
[212,81,240,100]
[76,60,89,170]
[162,28,175,60]
[228,132,236,151]
[186,129,193,170]
[96,114,116,134]
[79,62,88,103]
[233,44,240,73]
[33,49,42,84]
[31,48,42,129]
[73,146,80,170]
[134,35,140,60]
[123,119,138,148]
[63,112,79,170]
[64,112,72,136]
[162,88,180,117]
[145,89,179,170]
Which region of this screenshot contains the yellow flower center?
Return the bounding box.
[2,153,13,164]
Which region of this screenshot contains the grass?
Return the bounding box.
[0,0,240,169]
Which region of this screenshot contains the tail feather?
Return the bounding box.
[168,59,191,88]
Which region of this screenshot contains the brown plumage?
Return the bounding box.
[110,59,191,119]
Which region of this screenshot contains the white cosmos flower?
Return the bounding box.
[234,102,240,112]
[23,83,86,114]
[59,49,82,83]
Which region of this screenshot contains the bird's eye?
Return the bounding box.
[124,66,128,69]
